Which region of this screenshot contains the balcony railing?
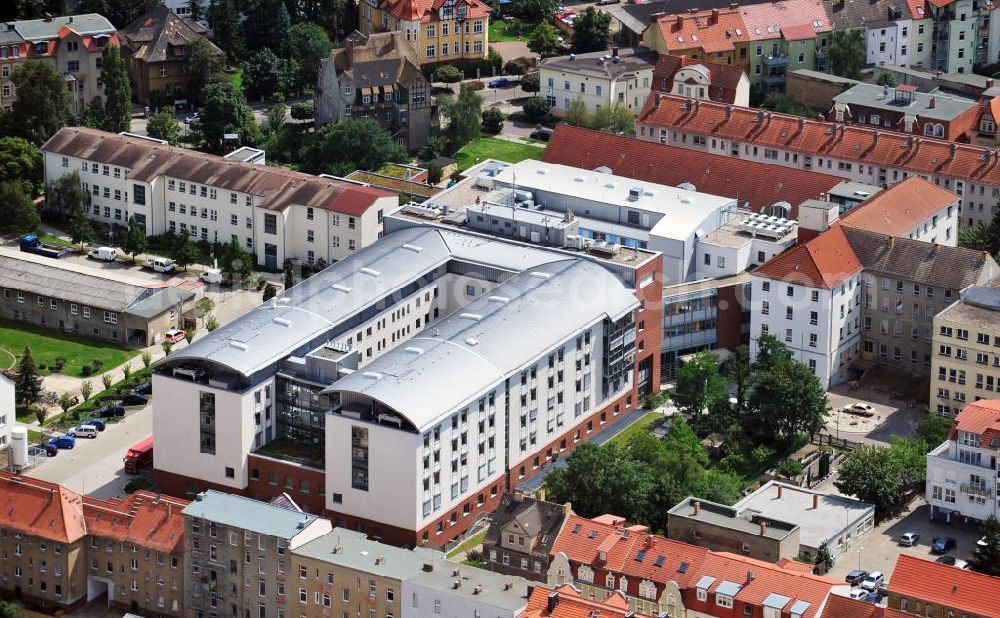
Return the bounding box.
[763,73,787,85]
[764,55,790,67]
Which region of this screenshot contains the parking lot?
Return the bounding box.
[825,374,924,446]
[827,499,983,582]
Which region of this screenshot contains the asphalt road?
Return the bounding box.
[26,404,153,499]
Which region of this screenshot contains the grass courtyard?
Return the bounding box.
[0,319,137,377]
[454,137,544,172]
[603,411,663,450]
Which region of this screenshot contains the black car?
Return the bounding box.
[97,404,126,418]
[845,569,868,585]
[38,443,58,457]
[931,536,957,553]
[530,128,554,142]
[134,381,153,395]
[935,555,957,566]
[122,393,149,406]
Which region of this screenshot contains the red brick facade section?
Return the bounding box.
[715,281,746,352]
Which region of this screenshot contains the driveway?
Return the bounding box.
[826,499,983,581]
[824,380,922,446]
[26,403,153,499]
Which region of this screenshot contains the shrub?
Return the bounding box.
[433,65,463,83]
[263,283,278,301]
[427,163,443,185]
[503,60,525,75]
[38,363,47,370]
[468,80,485,91]
[207,314,220,331]
[290,101,314,120]
[92,359,104,370]
[776,458,804,478]
[522,96,550,121]
[643,391,669,410]
[81,364,93,376]
[481,107,505,133]
[520,72,540,93]
[142,351,152,368]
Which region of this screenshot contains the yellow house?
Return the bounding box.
[358,0,490,66]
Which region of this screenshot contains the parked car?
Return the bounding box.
[165,327,186,343]
[848,588,867,600]
[88,246,118,262]
[845,570,868,585]
[844,403,876,417]
[199,268,224,284]
[596,0,620,5]
[863,592,884,605]
[860,571,884,591]
[898,532,920,546]
[81,418,106,431]
[134,381,153,395]
[144,257,176,273]
[68,425,99,439]
[185,112,201,124]
[36,443,59,457]
[96,404,126,418]
[488,77,510,88]
[935,555,957,566]
[48,435,76,449]
[931,536,956,553]
[530,128,554,142]
[122,392,149,406]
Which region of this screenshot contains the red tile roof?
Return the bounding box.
[652,8,750,54]
[774,557,815,573]
[638,93,1000,186]
[652,54,747,96]
[780,24,819,41]
[739,0,830,42]
[951,399,1000,446]
[381,0,489,23]
[541,124,842,216]
[754,223,862,289]
[838,176,959,238]
[888,554,1000,616]
[822,594,884,618]
[551,514,709,588]
[523,585,651,618]
[0,471,86,544]
[83,491,189,555]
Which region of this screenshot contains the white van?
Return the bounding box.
[88,247,118,262]
[199,268,223,284]
[68,425,99,439]
[145,257,176,273]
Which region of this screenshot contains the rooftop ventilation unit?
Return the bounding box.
[360,267,381,277]
[331,283,352,293]
[627,187,642,201]
[229,341,249,351]
[459,313,483,321]
[401,243,423,253]
[272,317,292,327]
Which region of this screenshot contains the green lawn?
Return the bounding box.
[454,137,544,171]
[231,69,244,94]
[447,529,488,558]
[489,17,535,42]
[604,411,662,450]
[38,232,77,250]
[0,319,137,377]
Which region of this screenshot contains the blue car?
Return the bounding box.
[488,77,510,88]
[48,435,76,449]
[81,418,106,431]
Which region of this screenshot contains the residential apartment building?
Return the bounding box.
[887,554,1000,617]
[931,286,1000,417]
[667,497,801,563]
[41,128,397,269]
[153,226,662,548]
[315,32,433,151]
[524,585,647,618]
[642,8,750,68]
[357,0,489,67]
[822,0,916,69]
[927,0,979,74]
[547,513,847,618]
[118,5,224,105]
[0,14,116,115]
[0,252,196,346]
[650,54,750,107]
[482,492,568,582]
[926,399,1000,522]
[636,93,1000,227]
[81,492,188,617]
[181,491,332,618]
[404,559,531,618]
[973,93,1000,147]
[0,374,11,452]
[831,83,981,141]
[740,0,831,93]
[539,48,657,117]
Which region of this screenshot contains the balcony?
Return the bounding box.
[763,54,790,67]
[763,73,787,85]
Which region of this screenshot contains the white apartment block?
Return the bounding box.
[926,399,1000,523]
[152,226,656,547]
[0,374,11,451]
[636,93,1000,227]
[867,19,912,68]
[539,47,657,117]
[41,128,396,269]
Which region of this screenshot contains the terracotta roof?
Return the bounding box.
[41,127,392,216]
[551,514,709,588]
[541,124,842,216]
[652,54,748,95]
[951,399,1000,446]
[888,554,1000,616]
[119,5,221,64]
[523,585,650,618]
[697,552,840,618]
[774,557,815,573]
[638,93,1000,186]
[83,491,188,555]
[822,593,884,618]
[0,472,86,544]
[652,8,750,54]
[739,0,830,42]
[841,227,997,290]
[381,0,489,23]
[838,176,958,238]
[755,223,862,289]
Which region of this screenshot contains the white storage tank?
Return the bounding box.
[10,426,28,469]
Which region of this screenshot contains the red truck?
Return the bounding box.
[124,437,153,473]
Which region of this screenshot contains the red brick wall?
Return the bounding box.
[716,281,746,351]
[246,454,327,514]
[634,255,664,395]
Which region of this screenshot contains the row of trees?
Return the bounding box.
[524,8,611,58]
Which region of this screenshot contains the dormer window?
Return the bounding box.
[716,594,734,608]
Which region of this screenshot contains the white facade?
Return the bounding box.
[42,135,395,269]
[749,273,863,388]
[540,52,656,117]
[0,374,11,451]
[402,570,529,618]
[867,21,911,68]
[926,431,1000,522]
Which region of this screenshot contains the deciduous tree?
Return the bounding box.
[0,136,43,197]
[571,7,611,54]
[44,171,91,219]
[0,182,40,234]
[438,83,483,154]
[829,28,865,80]
[916,412,953,450]
[673,350,728,418]
[15,347,42,406]
[527,21,560,57]
[66,205,95,248]
[197,81,260,150]
[186,36,227,101]
[244,48,293,99]
[288,22,333,92]
[207,0,244,63]
[122,215,147,262]
[520,71,540,93]
[172,233,198,270]
[5,60,74,144]
[515,0,558,23]
[968,515,1000,576]
[747,358,828,448]
[302,118,407,175]
[146,109,181,145]
[99,43,131,133]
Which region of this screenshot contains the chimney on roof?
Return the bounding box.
[914,137,922,154]
[693,500,701,515]
[839,124,846,141]
[547,591,560,614]
[538,487,546,502]
[777,484,783,499]
[746,570,755,584]
[988,79,995,88]
[929,96,936,109]
[950,143,956,159]
[710,8,720,23]
[888,236,895,247]
[563,502,573,516]
[505,581,514,590]
[755,110,764,123]
[812,494,819,509]
[904,136,913,150]
[453,580,461,589]
[725,105,732,121]
[473,585,483,595]
[760,521,768,535]
[423,563,434,572]
[873,129,878,146]
[676,14,684,27]
[694,99,700,114]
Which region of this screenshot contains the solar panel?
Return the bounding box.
[635,550,646,562]
[655,556,666,567]
[678,561,689,574]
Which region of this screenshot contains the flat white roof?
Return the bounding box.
[491,159,735,241]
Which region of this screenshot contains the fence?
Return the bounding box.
[811,434,861,450]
